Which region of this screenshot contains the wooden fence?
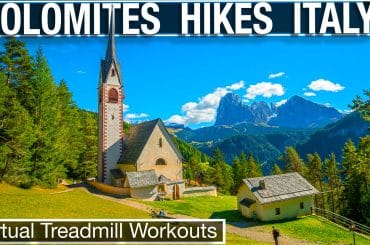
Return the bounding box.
[312,207,370,237]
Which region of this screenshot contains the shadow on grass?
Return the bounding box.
[210,209,303,229]
[67,182,129,199]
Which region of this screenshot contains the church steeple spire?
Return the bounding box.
[105,7,116,62]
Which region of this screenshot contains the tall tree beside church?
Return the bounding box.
[281,146,305,174]
[0,74,34,187]
[76,110,98,180]
[324,153,341,212]
[29,49,63,187]
[55,80,84,179]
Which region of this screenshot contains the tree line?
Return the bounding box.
[0,38,98,188]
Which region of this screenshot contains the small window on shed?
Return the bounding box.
[159,138,163,148]
[156,158,166,165]
[275,208,281,215]
[108,88,118,103]
[111,68,115,77]
[300,202,304,209]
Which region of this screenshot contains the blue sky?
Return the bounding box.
[11,36,370,128]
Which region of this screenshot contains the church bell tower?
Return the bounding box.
[98,8,124,184]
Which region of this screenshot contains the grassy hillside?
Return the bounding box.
[0,183,150,218]
[0,184,263,245]
[141,195,369,244]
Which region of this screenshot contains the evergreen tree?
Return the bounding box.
[55,80,84,179]
[351,90,369,122]
[212,148,233,194]
[0,38,34,110]
[29,49,62,187]
[246,153,262,177]
[281,146,305,174]
[324,153,341,212]
[74,110,98,180]
[0,74,34,187]
[306,153,325,209]
[271,164,282,175]
[341,140,368,224]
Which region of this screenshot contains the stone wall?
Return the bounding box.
[183,186,217,197]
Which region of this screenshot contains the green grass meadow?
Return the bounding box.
[1,184,369,244]
[141,195,370,244]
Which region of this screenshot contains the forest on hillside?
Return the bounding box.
[0,38,368,225]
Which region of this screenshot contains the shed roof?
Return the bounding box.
[242,172,318,204]
[119,119,183,164]
[126,170,158,188]
[110,169,125,179]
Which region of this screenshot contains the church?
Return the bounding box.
[97,10,185,200]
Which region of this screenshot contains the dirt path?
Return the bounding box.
[67,184,314,244]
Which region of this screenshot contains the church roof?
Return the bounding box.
[126,170,158,188]
[241,172,318,204]
[100,7,122,85]
[119,118,183,164]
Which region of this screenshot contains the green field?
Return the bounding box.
[141,195,370,244]
[0,184,262,245]
[0,183,150,218]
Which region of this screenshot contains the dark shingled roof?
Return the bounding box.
[242,172,318,204]
[119,119,183,164]
[240,198,256,207]
[110,169,125,179]
[126,170,158,188]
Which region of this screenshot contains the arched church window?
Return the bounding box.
[159,138,163,148]
[111,68,115,77]
[156,158,166,165]
[108,88,118,103]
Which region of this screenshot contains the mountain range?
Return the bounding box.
[170,94,369,173]
[215,93,343,128]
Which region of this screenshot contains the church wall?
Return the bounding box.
[137,125,183,181]
[117,163,136,173]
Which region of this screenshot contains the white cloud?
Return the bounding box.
[122,104,130,112]
[308,79,345,92]
[76,70,86,74]
[268,72,285,79]
[126,113,149,119]
[245,82,285,100]
[304,92,316,97]
[276,99,287,107]
[165,81,245,125]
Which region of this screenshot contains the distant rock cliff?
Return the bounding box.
[215,93,343,128]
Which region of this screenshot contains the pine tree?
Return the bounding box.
[29,49,62,187]
[271,164,282,175]
[212,148,233,194]
[0,73,34,187]
[55,80,84,180]
[341,140,367,224]
[239,151,248,179]
[246,153,262,177]
[324,153,341,212]
[351,90,369,122]
[306,152,325,209]
[281,146,305,174]
[0,38,34,110]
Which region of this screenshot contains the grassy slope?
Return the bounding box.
[0,184,257,245]
[142,195,369,244]
[0,183,150,218]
